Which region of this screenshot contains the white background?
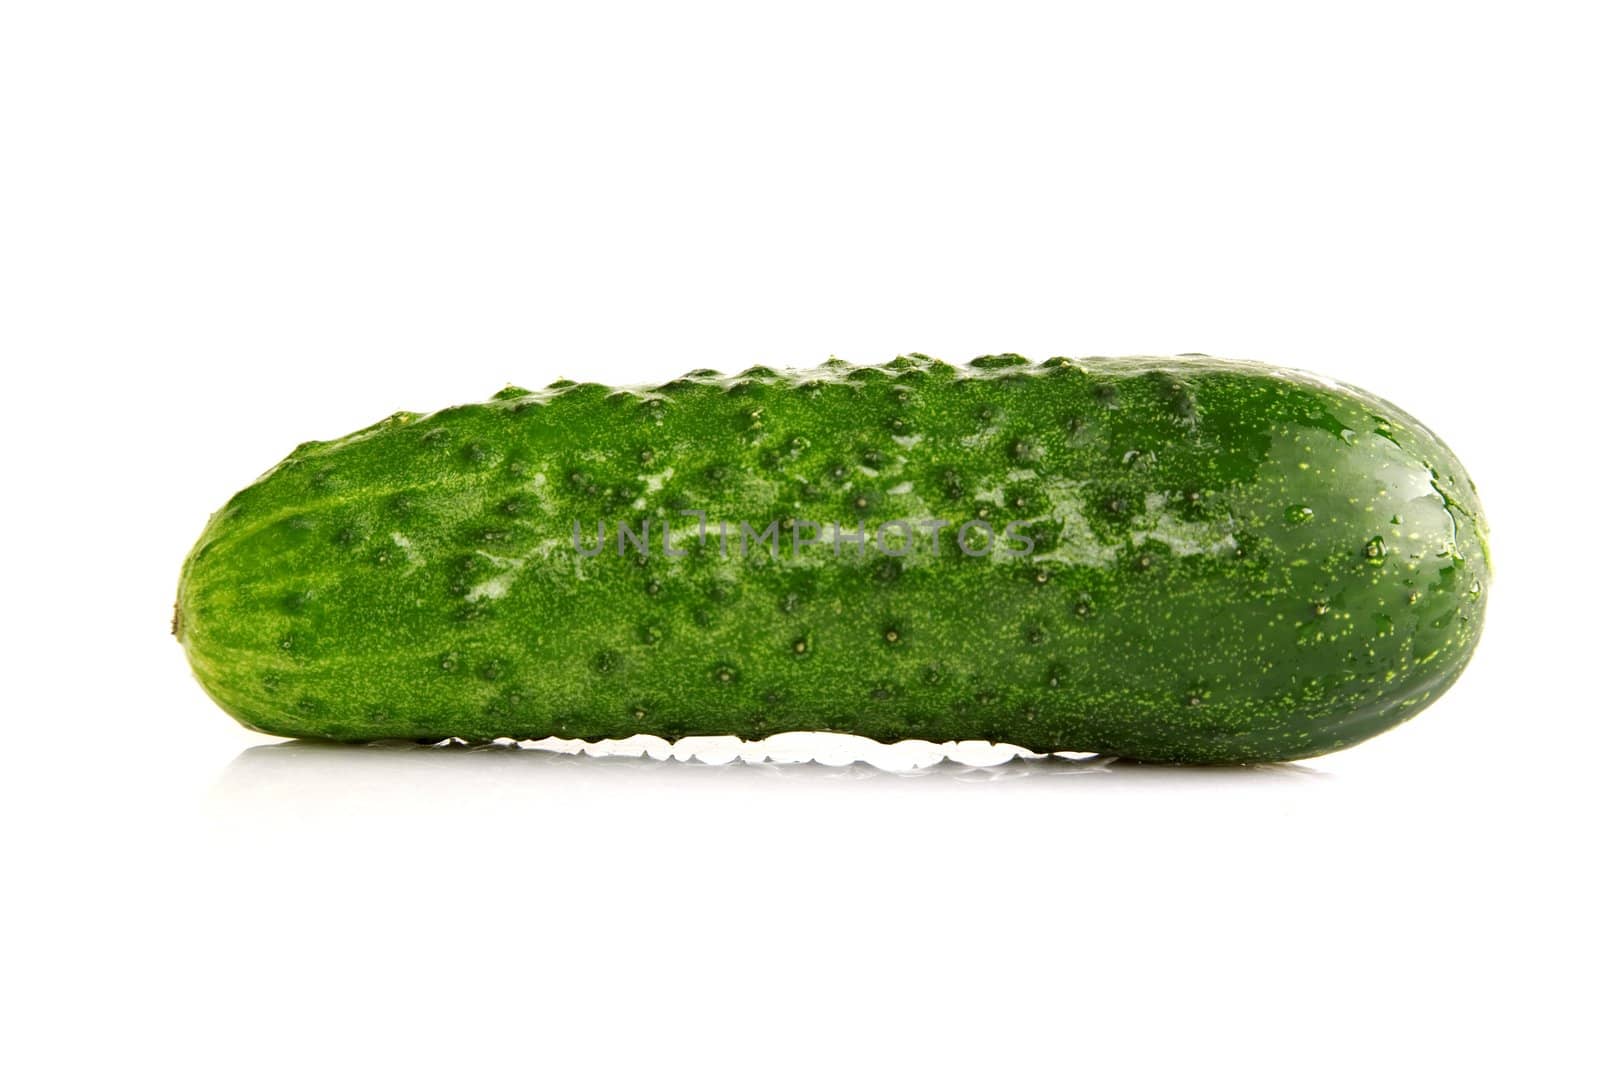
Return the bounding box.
[4,2,1596,1063]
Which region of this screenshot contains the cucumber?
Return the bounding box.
[174,354,1489,763]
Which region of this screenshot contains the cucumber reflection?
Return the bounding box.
[213,734,1322,816]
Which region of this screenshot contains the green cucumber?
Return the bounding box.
[175,354,1489,763]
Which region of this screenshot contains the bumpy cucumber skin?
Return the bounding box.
[175,354,1489,763]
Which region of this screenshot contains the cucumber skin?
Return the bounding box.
[175,354,1489,763]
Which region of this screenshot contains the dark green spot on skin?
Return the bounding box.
[1162,378,1197,422]
[969,354,1030,369]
